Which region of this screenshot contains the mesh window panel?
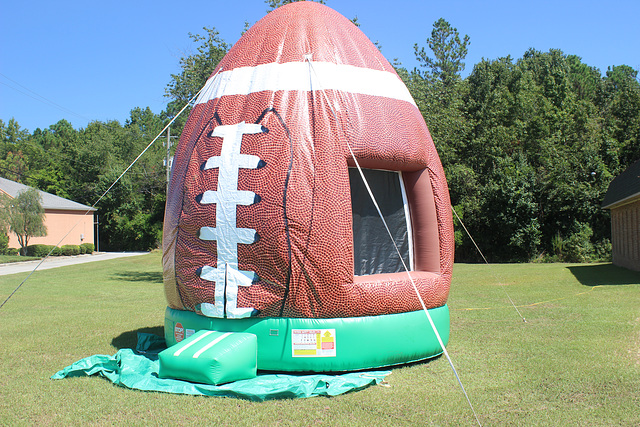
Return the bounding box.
[349,168,410,275]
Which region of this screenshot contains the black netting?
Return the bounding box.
[349,168,410,275]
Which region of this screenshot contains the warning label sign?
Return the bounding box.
[174,322,184,342]
[292,329,336,357]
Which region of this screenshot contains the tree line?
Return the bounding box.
[1,4,638,261]
[399,18,639,262]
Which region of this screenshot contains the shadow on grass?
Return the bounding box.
[567,263,640,287]
[112,271,163,284]
[111,325,164,350]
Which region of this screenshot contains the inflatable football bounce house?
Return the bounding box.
[162,2,454,372]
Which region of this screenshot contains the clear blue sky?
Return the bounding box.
[1,0,638,132]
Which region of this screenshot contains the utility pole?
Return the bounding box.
[94,214,100,253]
[164,126,178,193]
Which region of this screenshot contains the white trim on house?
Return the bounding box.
[602,191,640,210]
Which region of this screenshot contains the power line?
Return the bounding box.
[0,165,35,181]
[0,72,169,134]
[0,73,94,124]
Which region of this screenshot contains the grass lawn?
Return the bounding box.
[0,255,40,263]
[0,252,638,425]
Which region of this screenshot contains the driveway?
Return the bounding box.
[0,252,149,276]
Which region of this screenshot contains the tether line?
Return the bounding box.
[307,57,482,427]
[451,207,527,323]
[453,285,607,312]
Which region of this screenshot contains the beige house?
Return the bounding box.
[602,159,640,271]
[0,177,96,249]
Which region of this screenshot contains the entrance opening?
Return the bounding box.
[349,168,412,275]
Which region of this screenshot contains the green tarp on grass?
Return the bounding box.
[51,334,390,401]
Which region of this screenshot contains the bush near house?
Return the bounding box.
[24,243,96,257]
[25,244,60,257]
[2,247,19,256]
[0,232,12,255]
[80,243,95,254]
[60,245,81,256]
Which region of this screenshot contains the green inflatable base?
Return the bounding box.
[164,305,449,372]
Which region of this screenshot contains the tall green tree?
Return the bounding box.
[414,18,470,86]
[0,119,31,182]
[0,118,30,155]
[409,18,472,165]
[460,50,616,261]
[0,150,28,182]
[164,27,229,130]
[1,188,47,255]
[407,18,473,259]
[602,65,640,168]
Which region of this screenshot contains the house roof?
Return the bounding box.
[602,159,640,209]
[0,176,96,212]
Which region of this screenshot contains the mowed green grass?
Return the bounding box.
[0,252,638,425]
[0,255,40,263]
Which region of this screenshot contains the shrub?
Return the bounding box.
[592,239,612,262]
[551,232,565,258]
[0,232,9,254]
[26,244,58,257]
[80,243,95,254]
[4,247,19,256]
[564,222,594,263]
[61,245,81,256]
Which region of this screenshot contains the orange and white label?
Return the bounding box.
[292,329,336,357]
[174,322,184,342]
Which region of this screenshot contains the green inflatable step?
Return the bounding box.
[159,330,257,385]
